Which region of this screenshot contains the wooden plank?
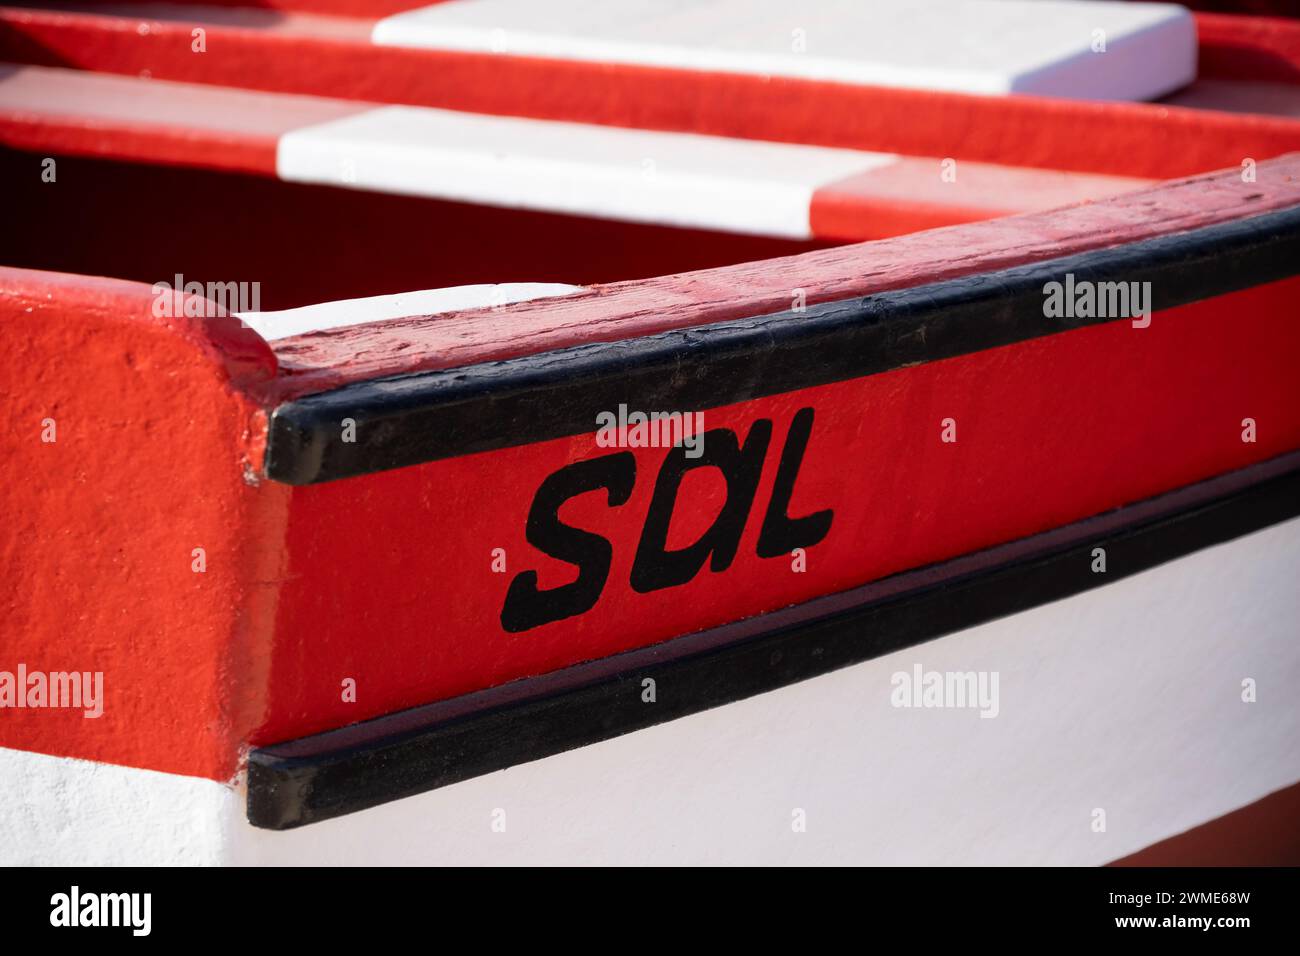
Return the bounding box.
[0,64,1149,240]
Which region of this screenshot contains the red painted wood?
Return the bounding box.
[1197,13,1300,83]
[3,6,1299,182]
[255,279,1300,746]
[811,158,1151,241]
[270,154,1300,400]
[0,266,284,780]
[0,64,367,175]
[4,157,1299,777]
[0,109,278,175]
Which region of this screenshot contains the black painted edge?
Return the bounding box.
[246,451,1300,830]
[265,204,1300,485]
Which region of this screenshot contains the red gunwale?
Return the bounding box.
[270,154,1300,400]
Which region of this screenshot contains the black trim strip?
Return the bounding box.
[266,205,1300,485]
[247,452,1300,829]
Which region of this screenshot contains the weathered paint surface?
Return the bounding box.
[0,268,290,780]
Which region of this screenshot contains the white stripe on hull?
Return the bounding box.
[6,514,1299,865]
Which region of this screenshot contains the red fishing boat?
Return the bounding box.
[1,0,1298,867]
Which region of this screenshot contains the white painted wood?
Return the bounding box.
[276,105,895,238]
[373,0,1197,101]
[6,515,1296,865]
[0,748,236,866]
[236,283,583,339]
